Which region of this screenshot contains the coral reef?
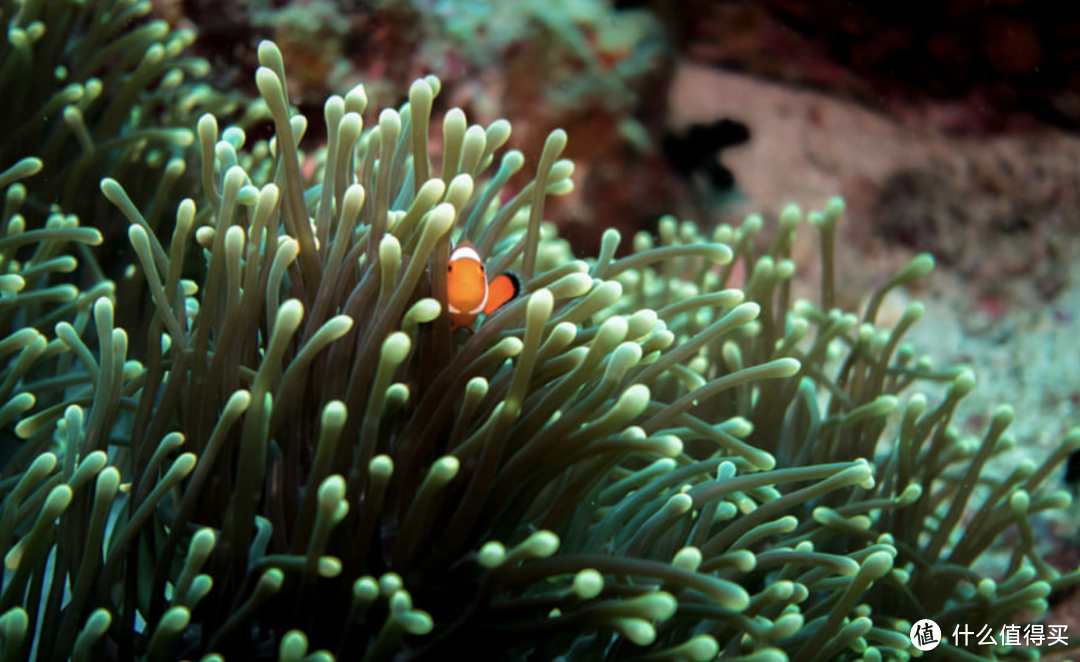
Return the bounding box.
[168,0,677,256]
[663,0,1080,132]
[0,10,1077,662]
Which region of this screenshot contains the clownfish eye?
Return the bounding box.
[448,264,453,272]
[481,264,486,272]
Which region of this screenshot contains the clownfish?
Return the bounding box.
[447,241,520,331]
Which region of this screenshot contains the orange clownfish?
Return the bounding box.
[447,241,521,331]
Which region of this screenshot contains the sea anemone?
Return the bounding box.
[0,34,1075,662]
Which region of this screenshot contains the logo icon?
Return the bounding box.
[910,619,941,651]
